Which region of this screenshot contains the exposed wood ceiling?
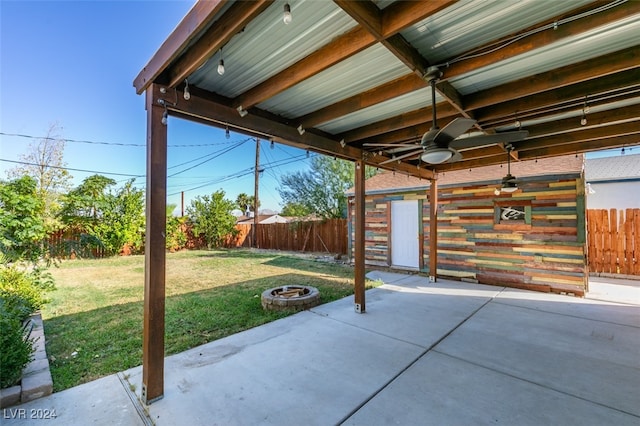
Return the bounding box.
[135,0,640,179]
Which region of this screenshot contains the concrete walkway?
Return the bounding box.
[4,273,639,425]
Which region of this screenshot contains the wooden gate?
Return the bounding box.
[587,209,639,275]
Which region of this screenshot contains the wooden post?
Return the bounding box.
[254,138,260,248]
[354,159,365,313]
[429,179,438,282]
[142,84,167,404]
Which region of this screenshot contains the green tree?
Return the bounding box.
[187,190,237,248]
[7,123,72,231]
[235,193,258,214]
[278,156,377,219]
[280,202,311,217]
[0,176,47,262]
[59,176,144,255]
[59,175,116,228]
[166,204,188,251]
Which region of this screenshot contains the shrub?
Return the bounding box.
[166,216,188,251]
[0,301,35,388]
[0,264,54,322]
[187,190,238,248]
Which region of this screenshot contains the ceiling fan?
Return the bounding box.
[494,144,519,195]
[365,66,529,165]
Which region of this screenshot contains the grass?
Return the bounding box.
[42,249,380,392]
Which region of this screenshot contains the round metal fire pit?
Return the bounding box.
[261,285,320,311]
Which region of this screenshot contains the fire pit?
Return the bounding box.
[261,285,320,311]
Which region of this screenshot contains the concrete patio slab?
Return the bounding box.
[434,299,640,417]
[123,308,426,426]
[3,272,639,426]
[1,374,144,426]
[343,351,639,426]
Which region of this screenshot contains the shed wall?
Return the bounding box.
[349,173,588,295]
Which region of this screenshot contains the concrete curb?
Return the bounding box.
[0,313,53,408]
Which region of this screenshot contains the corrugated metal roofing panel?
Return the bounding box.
[585,153,640,181]
[257,45,408,119]
[451,14,640,95]
[190,0,357,98]
[317,88,441,134]
[403,0,593,65]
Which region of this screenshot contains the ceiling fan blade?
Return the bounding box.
[450,130,529,150]
[434,118,476,145]
[379,148,423,165]
[448,149,463,163]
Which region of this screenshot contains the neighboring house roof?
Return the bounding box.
[236,214,289,224]
[584,153,640,183]
[347,154,583,195]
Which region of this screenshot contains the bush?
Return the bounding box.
[0,265,52,321]
[0,301,35,388]
[166,216,188,251]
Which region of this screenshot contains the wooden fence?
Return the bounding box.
[587,209,639,275]
[230,219,348,254]
[47,228,108,259]
[47,219,348,258]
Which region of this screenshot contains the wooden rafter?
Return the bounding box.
[464,46,640,111]
[296,73,426,129]
[475,69,640,124]
[164,86,435,179]
[233,26,376,110]
[440,1,640,81]
[167,0,274,88]
[134,0,227,94]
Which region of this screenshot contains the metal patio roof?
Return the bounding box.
[134,0,640,178]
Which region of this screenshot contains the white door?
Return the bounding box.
[391,200,419,268]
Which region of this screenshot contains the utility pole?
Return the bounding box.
[253,138,260,248]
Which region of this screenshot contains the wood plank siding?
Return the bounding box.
[349,173,588,296]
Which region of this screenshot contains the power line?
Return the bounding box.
[0,158,143,178]
[167,139,249,178]
[0,131,247,148]
[167,153,313,196]
[168,138,252,170]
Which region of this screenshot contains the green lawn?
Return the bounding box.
[42,249,379,391]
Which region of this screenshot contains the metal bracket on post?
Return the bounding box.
[355,303,363,313]
[429,275,436,283]
[141,384,147,403]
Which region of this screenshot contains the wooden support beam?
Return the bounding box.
[296,73,426,129]
[169,87,435,179]
[342,102,459,144]
[429,179,438,282]
[441,1,640,81]
[233,26,376,110]
[354,159,366,313]
[168,1,273,88]
[464,46,640,111]
[475,69,640,125]
[525,106,640,139]
[142,84,168,404]
[518,121,640,150]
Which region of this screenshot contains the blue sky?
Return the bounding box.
[0,0,313,213]
[0,1,628,213]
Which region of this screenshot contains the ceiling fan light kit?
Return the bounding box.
[421,147,453,164]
